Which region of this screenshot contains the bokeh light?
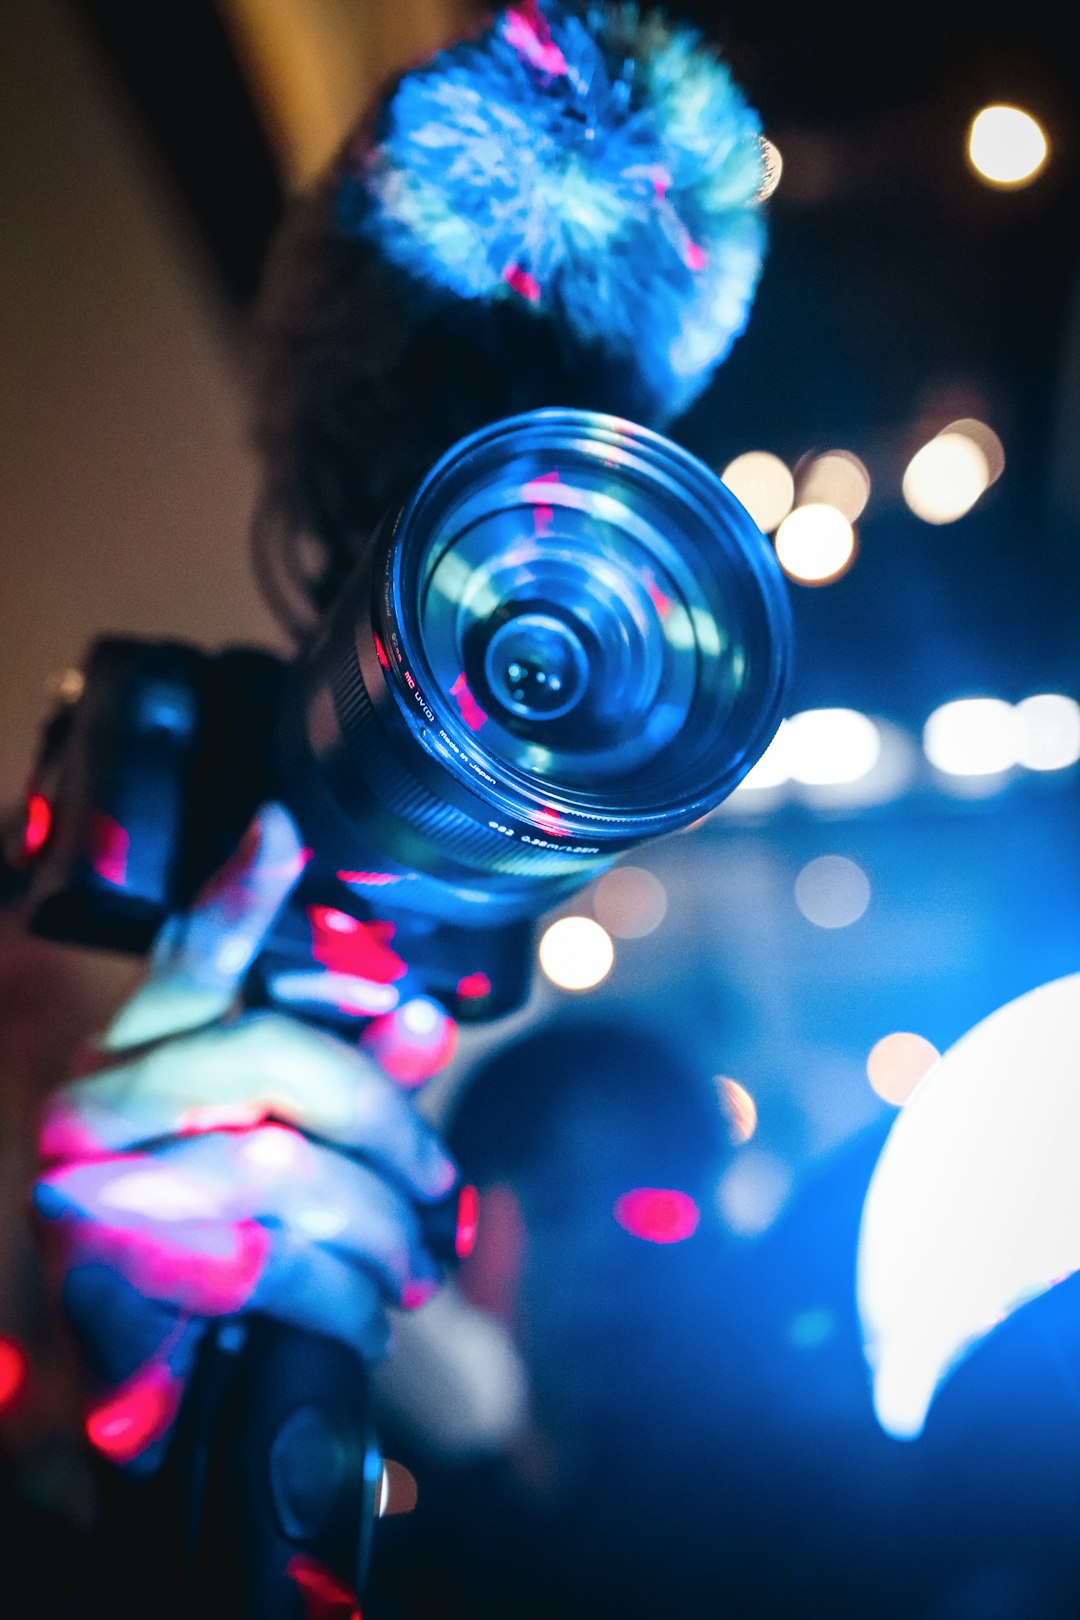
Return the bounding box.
[758,136,783,200]
[967,104,1049,188]
[943,418,1005,486]
[538,915,614,991]
[923,697,1020,777]
[0,1338,27,1413]
[717,1076,758,1143]
[721,450,794,533]
[733,719,791,792]
[794,855,871,929]
[593,864,668,938]
[1015,693,1080,771]
[795,450,871,522]
[774,503,857,583]
[786,708,882,786]
[866,1031,941,1106]
[613,1187,701,1244]
[717,1149,793,1236]
[902,431,990,524]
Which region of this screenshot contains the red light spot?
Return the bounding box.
[532,504,554,536]
[456,971,492,1000]
[88,811,129,886]
[0,1338,27,1413]
[534,806,569,837]
[360,1007,458,1087]
[85,1359,183,1465]
[22,792,52,860]
[650,165,672,197]
[612,1188,700,1244]
[308,907,407,983]
[337,870,403,887]
[683,239,707,271]
[285,1555,362,1620]
[502,261,542,302]
[455,1184,481,1259]
[373,635,390,670]
[449,673,488,733]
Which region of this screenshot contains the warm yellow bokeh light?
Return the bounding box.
[902,432,990,524]
[867,1032,941,1106]
[796,450,871,522]
[968,104,1048,188]
[593,865,668,939]
[717,1077,758,1143]
[721,451,795,534]
[942,418,1005,486]
[758,138,783,200]
[538,915,614,991]
[774,504,856,584]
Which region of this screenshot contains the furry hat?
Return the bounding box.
[248,1,769,633]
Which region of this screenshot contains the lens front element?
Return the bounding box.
[386,411,792,847]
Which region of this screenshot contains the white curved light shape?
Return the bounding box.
[857,972,1080,1440]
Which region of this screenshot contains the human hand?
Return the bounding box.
[32,802,458,1473]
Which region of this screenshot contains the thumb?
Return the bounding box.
[98,803,308,1054]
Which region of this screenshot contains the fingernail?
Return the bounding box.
[424,1151,459,1199]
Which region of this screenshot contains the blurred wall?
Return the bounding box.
[0,0,471,807]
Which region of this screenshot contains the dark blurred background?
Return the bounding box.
[3,3,1080,1616]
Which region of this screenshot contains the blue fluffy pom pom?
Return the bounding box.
[337,1,768,422]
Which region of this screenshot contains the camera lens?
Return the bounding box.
[483,613,589,721]
[296,410,792,911]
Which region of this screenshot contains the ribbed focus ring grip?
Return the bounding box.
[330,646,588,877]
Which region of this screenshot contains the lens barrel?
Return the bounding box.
[293,410,792,913]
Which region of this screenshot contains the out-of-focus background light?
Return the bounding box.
[758,136,783,200]
[866,1031,941,1105]
[943,418,1005,486]
[717,1076,758,1144]
[1015,693,1080,771]
[967,103,1049,188]
[786,709,881,786]
[717,1149,793,1237]
[902,430,992,524]
[538,915,614,991]
[721,450,794,533]
[794,449,871,522]
[794,855,871,929]
[733,720,792,793]
[774,503,857,583]
[592,864,668,938]
[923,697,1020,777]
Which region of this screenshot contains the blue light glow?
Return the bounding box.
[858,973,1080,1439]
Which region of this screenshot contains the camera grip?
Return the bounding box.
[162,1179,464,1618]
[166,1315,379,1619]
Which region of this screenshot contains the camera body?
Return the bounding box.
[11,409,793,1615]
[21,635,537,1026]
[18,410,793,1029]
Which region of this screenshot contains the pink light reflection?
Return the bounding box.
[501,4,569,76]
[613,1188,700,1244]
[449,673,489,733]
[89,811,129,886]
[285,1554,362,1620]
[85,1358,183,1465]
